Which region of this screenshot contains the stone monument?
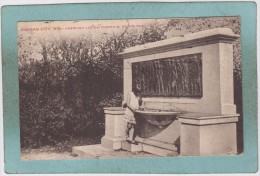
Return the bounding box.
[73,28,240,158]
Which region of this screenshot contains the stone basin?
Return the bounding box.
[134,109,181,139]
[135,109,180,116]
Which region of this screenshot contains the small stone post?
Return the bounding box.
[101,107,126,150]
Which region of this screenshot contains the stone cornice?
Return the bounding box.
[178,112,239,126]
[119,28,239,59]
[103,107,125,115]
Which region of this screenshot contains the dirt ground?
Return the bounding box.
[21,148,158,160]
[21,150,79,160]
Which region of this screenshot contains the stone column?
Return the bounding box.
[219,42,237,114]
[123,60,132,103]
[101,107,126,150]
[178,113,239,156]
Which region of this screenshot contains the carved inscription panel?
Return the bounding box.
[132,53,202,97]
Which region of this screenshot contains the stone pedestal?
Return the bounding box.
[101,107,126,150]
[178,113,239,156]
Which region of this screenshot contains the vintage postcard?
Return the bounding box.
[1,2,257,174]
[18,17,243,160]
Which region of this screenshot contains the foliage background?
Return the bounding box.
[18,17,242,152]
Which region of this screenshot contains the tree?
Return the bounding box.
[18,20,169,148]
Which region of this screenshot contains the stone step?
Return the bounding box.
[143,144,178,157]
[72,144,113,159]
[136,137,178,151]
[72,144,158,159]
[121,141,143,152]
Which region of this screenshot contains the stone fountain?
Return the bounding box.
[73,28,240,158]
